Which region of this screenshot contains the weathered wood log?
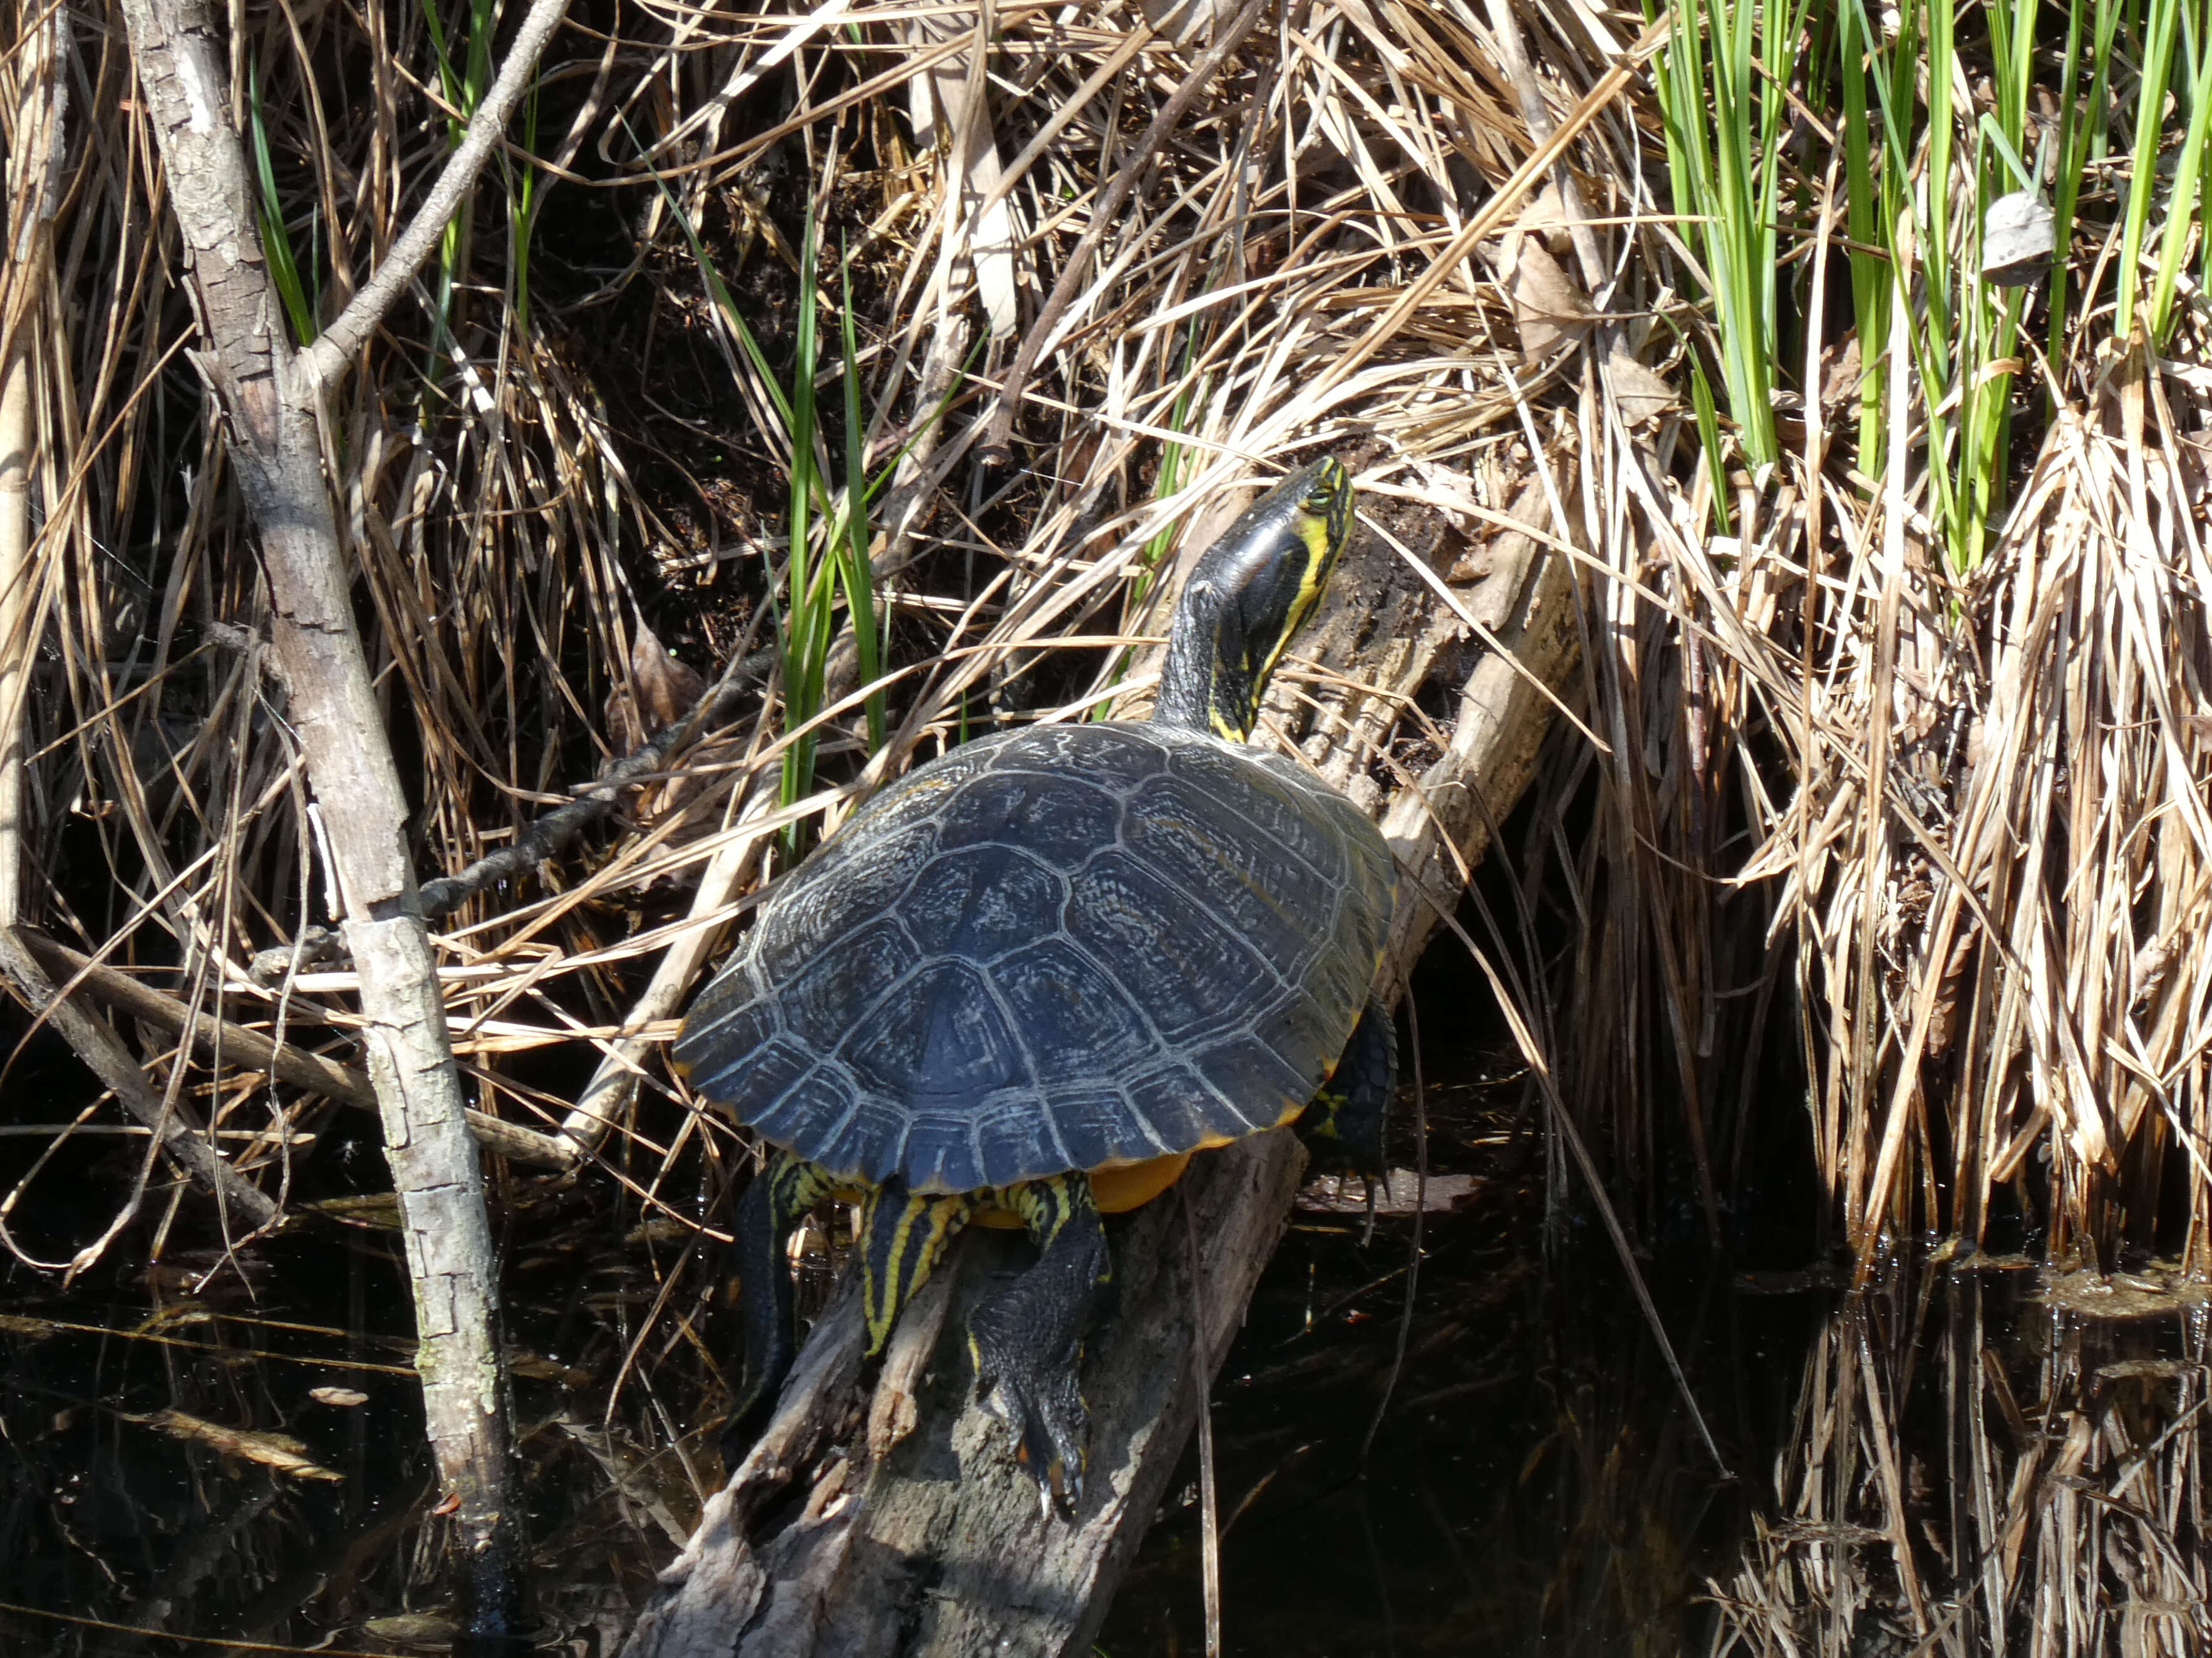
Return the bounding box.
[622,471,1582,1658]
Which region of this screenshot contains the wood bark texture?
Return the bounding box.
[113,0,520,1625]
[621,471,1583,1657]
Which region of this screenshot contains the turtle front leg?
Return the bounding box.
[966,1172,1112,1521]
[726,1150,835,1464]
[1296,994,1397,1175]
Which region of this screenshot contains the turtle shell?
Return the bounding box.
[674,721,1395,1193]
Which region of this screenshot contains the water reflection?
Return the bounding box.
[1107,1223,2211,1657]
[1708,1262,2211,1658]
[1,1101,2206,1654]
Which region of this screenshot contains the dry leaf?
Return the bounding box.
[1818,337,1863,408]
[363,1612,461,1648]
[606,622,709,752]
[1141,0,1233,44]
[1492,236,1593,366]
[1606,354,1678,424]
[509,1349,593,1387]
[127,1408,344,1481]
[1983,190,2055,286]
[1517,180,1576,254]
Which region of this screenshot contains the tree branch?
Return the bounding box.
[296,0,571,387]
[0,929,284,1241]
[18,929,575,1169]
[115,0,524,1633]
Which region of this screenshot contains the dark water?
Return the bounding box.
[2,1027,2206,1655]
[1094,1069,1809,1658]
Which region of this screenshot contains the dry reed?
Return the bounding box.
[1,0,2209,1641]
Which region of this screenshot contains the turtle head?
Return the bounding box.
[1152,456,1353,741]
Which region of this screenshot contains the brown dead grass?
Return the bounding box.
[1,0,2209,1643]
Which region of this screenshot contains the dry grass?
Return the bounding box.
[2,0,2211,1641]
[0,0,1583,1266]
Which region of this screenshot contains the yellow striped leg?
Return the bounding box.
[859,1178,976,1357]
[1297,994,1395,1175]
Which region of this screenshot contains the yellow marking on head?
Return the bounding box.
[1247,484,1351,699]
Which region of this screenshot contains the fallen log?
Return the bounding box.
[622,468,1583,1657]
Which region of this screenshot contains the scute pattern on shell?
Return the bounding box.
[674,721,1394,1193]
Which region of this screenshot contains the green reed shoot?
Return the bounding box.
[648,164,901,846]
[2046,0,2116,373]
[247,56,317,346]
[1093,319,1206,716]
[416,0,499,365]
[778,214,833,846]
[1686,355,1730,537]
[2116,0,2184,343]
[835,244,886,753]
[1650,0,1807,470]
[1831,0,2032,571]
[2149,13,2212,342]
[1834,0,1902,468]
[508,81,545,333]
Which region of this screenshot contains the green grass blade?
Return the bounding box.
[2151,27,2212,340]
[837,243,885,752]
[247,56,317,346]
[781,212,826,844]
[2116,0,2183,340]
[1687,355,1732,537]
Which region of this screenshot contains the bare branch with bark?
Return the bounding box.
[111,0,540,1631]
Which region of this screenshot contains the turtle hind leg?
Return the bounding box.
[966,1172,1112,1521]
[725,1150,835,1467]
[1297,995,1397,1176]
[857,1177,974,1356]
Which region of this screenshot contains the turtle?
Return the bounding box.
[673,455,1397,1515]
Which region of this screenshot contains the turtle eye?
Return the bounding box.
[1300,457,1350,520]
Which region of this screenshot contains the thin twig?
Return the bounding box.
[245,638,779,984]
[0,929,283,1243]
[1182,1188,1225,1658]
[18,929,574,1168]
[1357,993,1422,1472]
[297,0,573,385]
[974,0,1269,465]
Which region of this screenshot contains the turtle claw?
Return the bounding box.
[971,1321,1089,1520]
[964,1189,1110,1523]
